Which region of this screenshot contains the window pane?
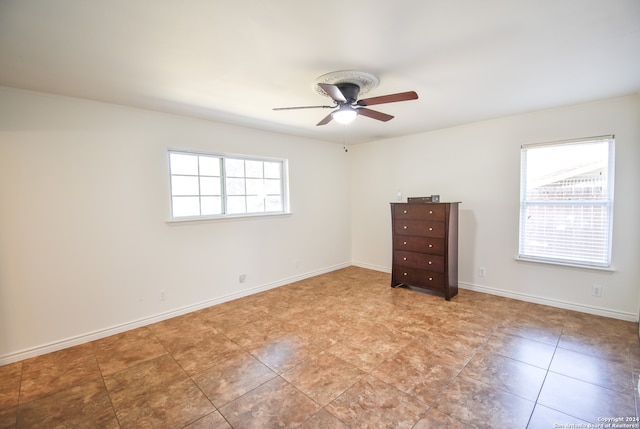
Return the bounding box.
[201,196,222,215]
[172,196,200,217]
[264,178,281,195]
[246,196,265,212]
[245,160,263,178]
[225,158,245,177]
[226,178,245,195]
[525,142,609,202]
[170,153,198,175]
[246,178,264,196]
[200,177,221,195]
[265,195,282,212]
[227,196,246,214]
[199,156,220,176]
[171,176,199,195]
[264,162,281,179]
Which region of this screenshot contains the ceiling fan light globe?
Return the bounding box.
[332,109,357,124]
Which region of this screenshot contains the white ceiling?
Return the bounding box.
[1,0,639,144]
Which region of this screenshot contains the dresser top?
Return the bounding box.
[390,202,461,204]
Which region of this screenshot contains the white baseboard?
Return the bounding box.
[351,261,391,273]
[0,262,350,366]
[459,281,638,322]
[3,263,635,366]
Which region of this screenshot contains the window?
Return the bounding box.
[518,135,615,268]
[169,150,288,219]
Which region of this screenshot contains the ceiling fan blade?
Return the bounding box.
[273,105,333,111]
[357,108,394,122]
[318,83,347,103]
[316,113,333,126]
[356,91,418,107]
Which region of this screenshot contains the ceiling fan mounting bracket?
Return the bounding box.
[313,70,379,100]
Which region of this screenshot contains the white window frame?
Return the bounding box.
[518,135,615,269]
[168,149,290,221]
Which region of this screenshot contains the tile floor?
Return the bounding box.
[1,266,639,428]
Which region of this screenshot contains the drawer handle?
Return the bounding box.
[403,210,407,214]
[403,226,407,229]
[429,227,433,231]
[429,210,433,214]
[403,241,407,245]
[404,272,408,276]
[428,261,432,264]
[429,244,433,248]
[429,277,433,281]
[403,257,407,261]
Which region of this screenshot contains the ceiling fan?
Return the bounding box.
[273,71,418,126]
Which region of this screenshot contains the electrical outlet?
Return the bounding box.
[592,284,602,297]
[479,267,486,277]
[239,274,247,283]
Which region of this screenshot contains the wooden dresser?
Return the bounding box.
[390,202,460,300]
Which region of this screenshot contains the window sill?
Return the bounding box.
[166,211,293,225]
[515,256,615,272]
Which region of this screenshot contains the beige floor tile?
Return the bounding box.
[298,409,350,429]
[550,346,635,392]
[193,351,276,407]
[325,374,428,429]
[414,408,473,428]
[17,378,118,429]
[165,332,244,376]
[282,351,366,406]
[372,353,459,405]
[461,349,547,401]
[103,353,188,408]
[483,329,556,369]
[182,410,233,429]
[219,377,320,429]
[114,378,214,429]
[92,326,167,376]
[527,404,590,429]
[250,333,328,374]
[434,375,535,429]
[0,362,22,409]
[537,372,635,423]
[19,343,102,403]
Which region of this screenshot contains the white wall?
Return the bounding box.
[0,87,351,363]
[1,88,638,364]
[350,94,640,320]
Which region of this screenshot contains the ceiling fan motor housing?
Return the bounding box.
[335,83,360,104]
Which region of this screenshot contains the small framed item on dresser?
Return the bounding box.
[407,196,432,203]
[406,195,441,203]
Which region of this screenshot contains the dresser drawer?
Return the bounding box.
[394,220,445,238]
[393,250,444,272]
[392,266,445,292]
[393,204,445,221]
[393,236,445,254]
